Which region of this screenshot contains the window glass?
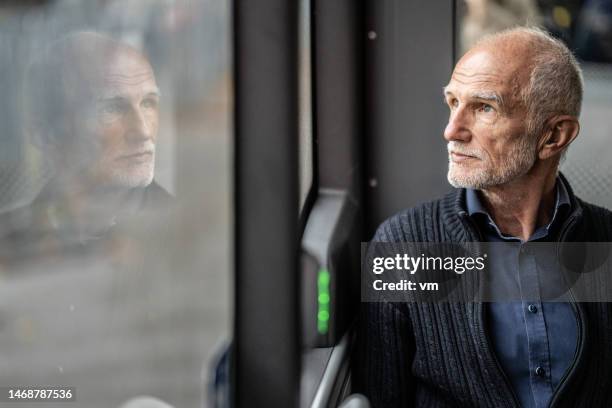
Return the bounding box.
[457,0,612,209]
[0,1,231,407]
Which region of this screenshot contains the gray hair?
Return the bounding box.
[22,40,70,144]
[477,27,583,139]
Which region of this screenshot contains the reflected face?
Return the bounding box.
[443,47,537,189]
[63,48,160,189]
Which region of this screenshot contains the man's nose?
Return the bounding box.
[126,106,154,142]
[443,107,471,143]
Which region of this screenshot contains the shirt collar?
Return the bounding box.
[465,188,488,217]
[465,176,572,239]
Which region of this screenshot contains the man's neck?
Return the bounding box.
[479,169,558,241]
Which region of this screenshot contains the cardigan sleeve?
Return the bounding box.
[351,301,416,408]
[351,212,418,407]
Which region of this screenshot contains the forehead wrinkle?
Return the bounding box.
[103,70,155,85]
[98,85,160,101]
[444,81,502,97]
[68,63,156,94]
[450,76,503,90]
[97,88,160,102]
[452,68,502,82]
[98,70,158,97]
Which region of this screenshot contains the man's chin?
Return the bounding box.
[447,175,471,189]
[106,171,154,189]
[447,169,489,189]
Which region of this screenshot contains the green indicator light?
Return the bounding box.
[318,269,330,287]
[317,268,331,335]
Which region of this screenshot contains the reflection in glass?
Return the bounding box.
[0,2,231,407]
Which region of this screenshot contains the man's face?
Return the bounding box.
[62,47,160,189]
[443,46,538,189]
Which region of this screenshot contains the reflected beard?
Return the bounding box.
[90,152,156,189]
[447,136,537,189]
[108,160,155,188]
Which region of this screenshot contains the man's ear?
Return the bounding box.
[24,119,61,156]
[538,115,580,160]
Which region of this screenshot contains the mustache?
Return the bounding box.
[124,144,156,155]
[115,144,156,160]
[447,142,482,159]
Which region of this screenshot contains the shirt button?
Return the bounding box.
[535,366,545,377]
[528,304,538,313]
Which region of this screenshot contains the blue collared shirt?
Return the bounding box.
[466,178,577,408]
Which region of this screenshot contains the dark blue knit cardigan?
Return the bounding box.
[352,179,612,407]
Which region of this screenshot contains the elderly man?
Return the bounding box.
[353,28,612,407]
[3,32,171,258]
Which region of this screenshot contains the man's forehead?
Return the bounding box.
[96,85,160,103]
[454,51,511,83]
[445,48,528,98]
[67,50,157,99]
[99,63,158,93]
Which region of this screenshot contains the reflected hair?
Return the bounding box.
[22,39,71,145]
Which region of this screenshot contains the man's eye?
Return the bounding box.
[478,104,494,113]
[101,103,124,115]
[142,98,158,109]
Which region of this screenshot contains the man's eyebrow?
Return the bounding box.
[470,91,503,106]
[442,86,456,104]
[97,95,127,103]
[97,89,162,102]
[442,87,504,108]
[144,90,162,98]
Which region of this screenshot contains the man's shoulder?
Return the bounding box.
[0,194,48,239]
[578,197,612,215]
[373,190,463,242]
[576,196,612,228]
[141,180,174,210]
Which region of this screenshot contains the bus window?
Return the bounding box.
[0,1,231,407]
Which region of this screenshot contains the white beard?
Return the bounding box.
[447,136,537,189]
[107,157,155,188]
